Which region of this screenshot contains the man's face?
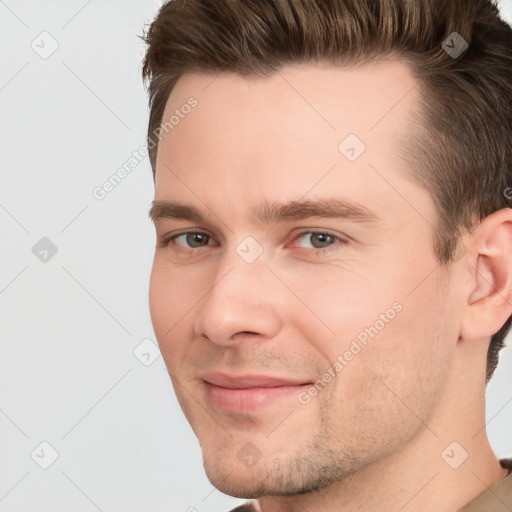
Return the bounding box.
[149,60,462,497]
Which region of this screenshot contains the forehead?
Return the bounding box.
[162,58,419,130]
[157,59,420,167]
[153,60,429,229]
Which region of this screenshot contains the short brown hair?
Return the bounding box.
[142,0,512,382]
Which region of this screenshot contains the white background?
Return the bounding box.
[1,1,511,511]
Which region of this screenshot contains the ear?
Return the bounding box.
[460,208,512,341]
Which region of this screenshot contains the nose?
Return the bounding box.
[193,251,283,347]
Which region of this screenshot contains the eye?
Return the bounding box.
[159,229,347,255]
[160,230,214,250]
[291,230,346,252]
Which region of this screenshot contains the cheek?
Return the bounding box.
[321,315,450,457]
[312,262,454,399]
[148,257,193,366]
[334,274,454,420]
[278,265,402,362]
[148,258,170,338]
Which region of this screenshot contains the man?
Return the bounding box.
[142,0,512,510]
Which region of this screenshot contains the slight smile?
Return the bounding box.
[201,372,313,413]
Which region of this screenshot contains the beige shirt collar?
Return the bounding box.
[458,458,512,512]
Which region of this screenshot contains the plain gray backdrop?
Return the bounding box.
[1,1,511,511]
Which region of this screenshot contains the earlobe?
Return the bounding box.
[460,209,512,342]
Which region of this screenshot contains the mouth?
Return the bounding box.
[201,371,313,413]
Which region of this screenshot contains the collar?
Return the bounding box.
[458,458,512,511]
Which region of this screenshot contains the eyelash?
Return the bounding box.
[159,229,347,255]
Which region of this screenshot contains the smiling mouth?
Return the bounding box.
[201,372,313,413]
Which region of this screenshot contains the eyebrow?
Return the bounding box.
[149,198,380,227]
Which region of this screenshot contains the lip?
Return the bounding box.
[201,372,312,413]
[201,371,310,389]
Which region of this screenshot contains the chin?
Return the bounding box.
[203,462,266,499]
[201,447,348,499]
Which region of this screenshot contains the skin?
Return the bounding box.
[148,59,512,512]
